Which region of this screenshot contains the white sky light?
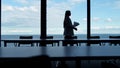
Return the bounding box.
[1,0,120,35]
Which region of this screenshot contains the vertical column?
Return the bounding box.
[87,0,91,39]
[0,0,1,46]
[40,0,47,39]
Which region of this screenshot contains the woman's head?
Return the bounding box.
[65,10,71,17]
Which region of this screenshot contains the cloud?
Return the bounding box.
[105,26,120,29]
[106,18,112,22]
[2,5,39,12]
[91,26,120,30]
[2,3,40,28]
[15,6,28,11]
[91,17,112,23]
[2,5,14,11]
[91,26,101,30]
[9,29,32,33]
[1,27,40,35]
[82,18,87,22]
[90,26,120,34]
[2,28,33,35]
[92,17,100,22]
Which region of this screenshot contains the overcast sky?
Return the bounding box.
[1,0,120,35]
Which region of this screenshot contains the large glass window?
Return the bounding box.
[1,0,40,35]
[91,0,120,34]
[47,0,87,35]
[2,0,119,38]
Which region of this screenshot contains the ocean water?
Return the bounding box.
[1,34,120,39]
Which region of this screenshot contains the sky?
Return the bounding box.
[1,0,120,35]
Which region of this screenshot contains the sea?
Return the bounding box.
[1,34,120,39]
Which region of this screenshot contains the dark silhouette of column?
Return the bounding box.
[40,0,53,40]
[0,0,1,47]
[87,0,91,39]
[40,0,47,39]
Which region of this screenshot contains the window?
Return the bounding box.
[47,0,87,35]
[1,0,41,35]
[91,0,120,34]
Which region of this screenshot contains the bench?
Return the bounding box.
[109,36,120,38]
[109,36,120,45]
[89,36,104,46]
[15,36,57,47]
[16,36,34,47]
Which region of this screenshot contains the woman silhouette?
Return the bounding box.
[63,10,77,39]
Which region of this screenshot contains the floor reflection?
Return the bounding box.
[86,46,91,56]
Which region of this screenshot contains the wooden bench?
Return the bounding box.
[89,36,104,46]
[109,36,120,38]
[15,36,57,47]
[17,36,34,47]
[109,36,120,45]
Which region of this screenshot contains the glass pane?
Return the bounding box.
[1,0,41,35]
[47,0,87,36]
[91,0,120,35]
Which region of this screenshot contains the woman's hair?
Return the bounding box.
[65,10,71,17]
[63,10,71,28]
